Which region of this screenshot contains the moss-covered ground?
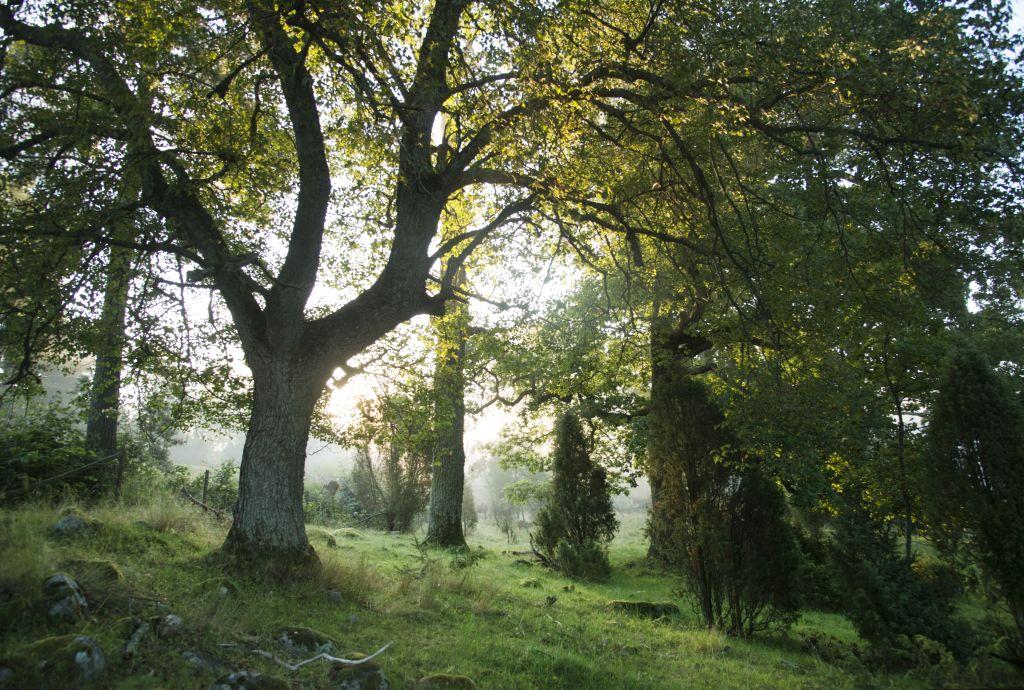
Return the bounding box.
[0,496,1019,689]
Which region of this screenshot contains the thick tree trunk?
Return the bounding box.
[223,360,325,562]
[424,272,469,548]
[86,246,131,460]
[646,317,701,561]
[645,307,725,628]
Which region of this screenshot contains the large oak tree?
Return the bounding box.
[2,0,1020,562]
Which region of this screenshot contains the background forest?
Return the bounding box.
[1,0,1024,688]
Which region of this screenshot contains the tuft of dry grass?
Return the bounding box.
[316,550,382,608]
[0,503,57,596]
[130,492,208,535]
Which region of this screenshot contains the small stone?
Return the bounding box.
[52,515,87,539]
[212,670,289,689]
[71,636,106,679]
[156,614,184,638]
[414,673,477,689]
[328,590,344,605]
[329,655,389,689]
[42,573,87,621]
[276,626,336,654]
[182,650,226,674]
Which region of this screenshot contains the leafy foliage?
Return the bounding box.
[827,496,971,659]
[0,404,106,502]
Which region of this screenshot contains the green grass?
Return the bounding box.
[0,498,1019,689]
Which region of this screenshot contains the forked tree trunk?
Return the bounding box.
[86,246,132,460]
[424,270,469,548]
[223,359,326,561]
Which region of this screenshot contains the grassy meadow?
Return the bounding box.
[0,495,1018,689]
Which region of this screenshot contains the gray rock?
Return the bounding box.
[276,626,336,654]
[157,613,184,638]
[328,590,344,605]
[330,659,389,690]
[71,636,105,680]
[42,573,87,621]
[52,515,87,539]
[182,650,227,674]
[5,634,105,685]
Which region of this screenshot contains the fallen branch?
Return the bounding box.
[179,487,225,519]
[122,620,150,659]
[251,641,393,672]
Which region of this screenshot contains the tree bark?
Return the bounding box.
[424,270,469,548]
[85,246,132,460]
[223,359,327,562]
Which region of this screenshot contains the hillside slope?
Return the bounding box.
[0,498,1017,689]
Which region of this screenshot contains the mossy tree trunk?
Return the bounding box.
[425,268,469,548]
[645,301,724,628]
[85,246,132,461]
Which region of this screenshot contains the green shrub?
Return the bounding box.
[922,344,1024,648]
[304,485,349,526]
[796,528,845,612]
[0,405,109,502]
[554,539,611,581]
[716,469,805,635]
[829,499,973,659]
[648,373,802,636]
[532,412,617,581]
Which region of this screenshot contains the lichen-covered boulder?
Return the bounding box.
[211,670,289,689]
[276,626,336,654]
[606,600,681,619]
[2,635,105,686]
[329,655,389,690]
[414,673,477,689]
[308,528,339,548]
[42,573,87,621]
[52,515,88,539]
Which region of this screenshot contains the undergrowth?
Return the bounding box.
[0,495,1020,689]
